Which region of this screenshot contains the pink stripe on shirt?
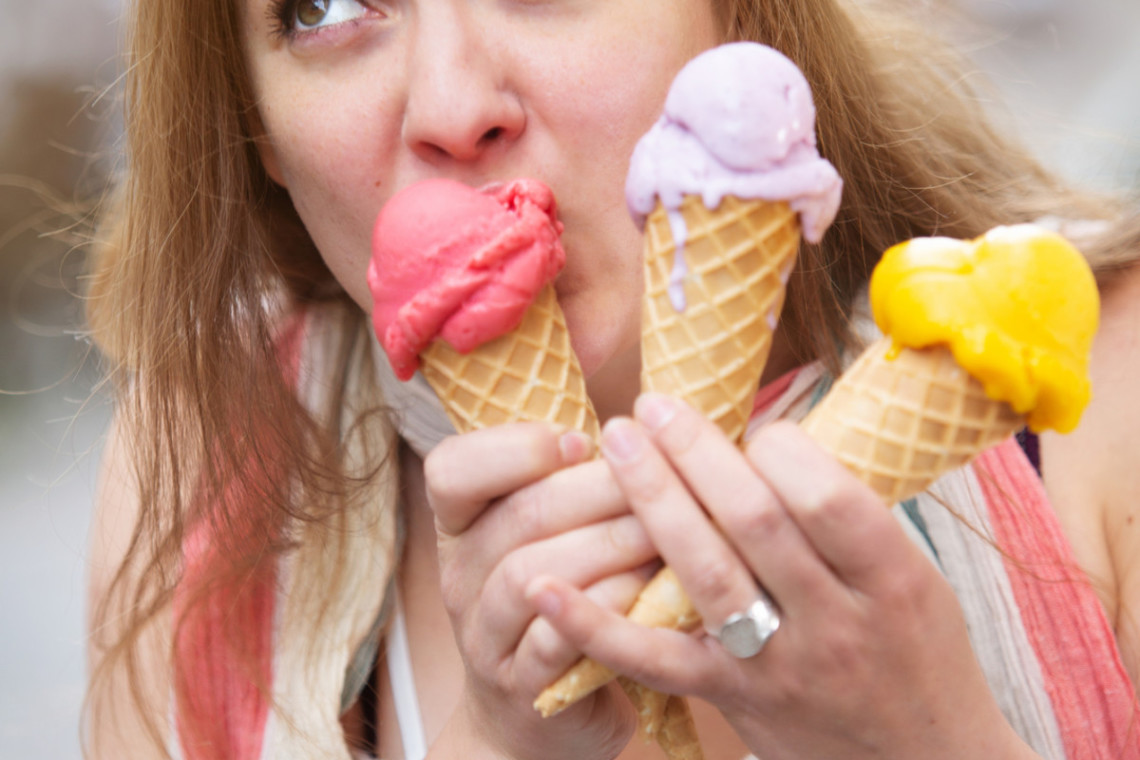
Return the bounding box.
[173,310,307,760]
[976,440,1140,759]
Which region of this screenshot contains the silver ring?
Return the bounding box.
[713,590,781,658]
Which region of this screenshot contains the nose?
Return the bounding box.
[401,10,525,164]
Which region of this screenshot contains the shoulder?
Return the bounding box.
[1041,260,1140,685]
[87,411,175,756]
[88,413,142,625]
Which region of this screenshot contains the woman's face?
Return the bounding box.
[242,0,721,379]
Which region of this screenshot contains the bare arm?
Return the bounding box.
[86,413,173,758]
[1042,260,1140,692]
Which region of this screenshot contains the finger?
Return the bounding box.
[472,515,658,660]
[426,423,594,535]
[600,416,759,634]
[747,421,918,590]
[512,564,657,693]
[635,394,836,613]
[450,458,627,585]
[526,575,734,702]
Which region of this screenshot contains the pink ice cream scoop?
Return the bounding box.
[625,41,842,243]
[368,178,565,380]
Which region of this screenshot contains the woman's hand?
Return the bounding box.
[423,422,650,760]
[528,395,1037,760]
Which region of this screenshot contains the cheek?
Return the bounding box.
[533,3,720,208]
[557,3,718,136]
[264,85,386,210]
[258,91,399,310]
[539,8,717,274]
[280,138,378,306]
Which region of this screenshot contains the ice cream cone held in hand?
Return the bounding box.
[628,41,843,443]
[802,224,1099,503]
[535,223,1099,760]
[536,41,843,757]
[368,178,599,439]
[371,178,700,757]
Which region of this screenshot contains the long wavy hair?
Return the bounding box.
[84,0,1140,756]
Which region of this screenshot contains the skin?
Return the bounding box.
[1042,262,1140,684]
[243,0,727,419]
[84,0,1138,757]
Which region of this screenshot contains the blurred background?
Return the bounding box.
[2,1,122,757]
[1,0,1137,757]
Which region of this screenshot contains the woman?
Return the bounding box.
[85,0,1140,758]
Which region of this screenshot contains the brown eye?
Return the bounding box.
[296,0,330,27]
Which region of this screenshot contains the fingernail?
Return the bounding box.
[634,393,676,432]
[602,418,642,463]
[559,431,594,464]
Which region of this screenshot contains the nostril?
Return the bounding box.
[480,126,504,145]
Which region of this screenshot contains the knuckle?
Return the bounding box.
[601,515,651,562]
[726,493,783,542]
[764,660,808,705]
[876,567,928,608]
[820,629,863,672]
[525,620,569,672]
[624,462,671,504]
[800,477,858,523]
[506,488,549,542]
[685,557,738,603]
[800,606,870,676]
[497,552,535,601]
[486,655,514,694]
[423,443,462,508]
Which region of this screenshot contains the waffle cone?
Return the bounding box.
[801,337,1023,504]
[641,195,800,442]
[658,694,705,760]
[619,683,704,760]
[537,195,798,758]
[534,567,699,717]
[420,284,600,439]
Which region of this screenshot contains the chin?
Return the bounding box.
[554,223,644,382]
[559,287,640,379]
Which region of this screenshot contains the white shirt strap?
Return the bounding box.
[385,591,428,760]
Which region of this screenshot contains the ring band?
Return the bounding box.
[714,590,781,658]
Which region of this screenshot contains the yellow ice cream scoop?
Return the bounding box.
[869,224,1099,433]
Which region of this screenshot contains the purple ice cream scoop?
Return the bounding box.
[626,41,842,241]
[625,42,842,310]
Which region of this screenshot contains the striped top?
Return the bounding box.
[171,309,1138,760]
